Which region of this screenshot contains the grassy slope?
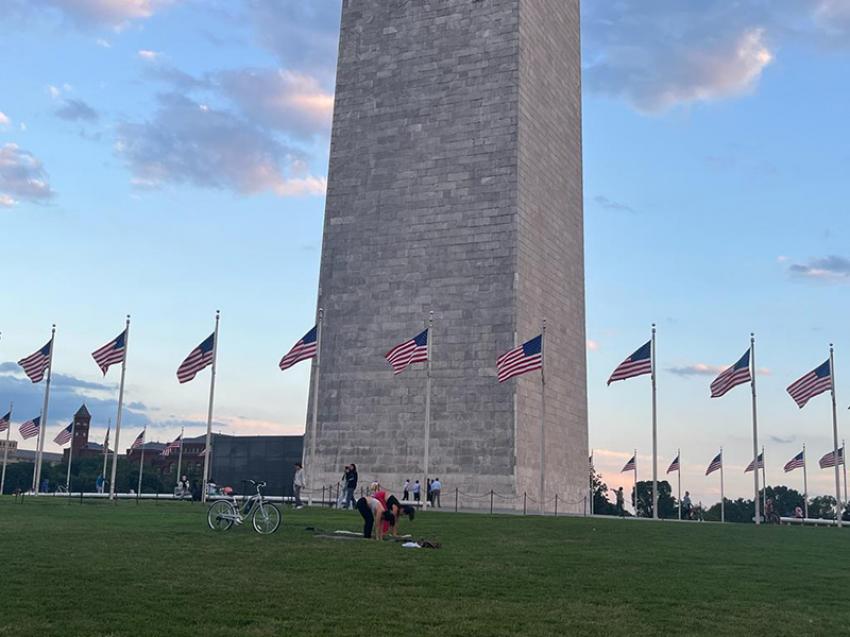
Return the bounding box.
[0,498,847,637]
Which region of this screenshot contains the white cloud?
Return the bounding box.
[789,256,850,281]
[216,68,334,139]
[0,143,55,205]
[96,38,111,48]
[47,84,61,99]
[39,0,175,29]
[137,49,161,60]
[0,194,16,207]
[115,92,325,198]
[0,112,10,127]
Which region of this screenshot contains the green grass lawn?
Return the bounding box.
[1,497,848,636]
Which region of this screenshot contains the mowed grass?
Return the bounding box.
[1,499,849,637]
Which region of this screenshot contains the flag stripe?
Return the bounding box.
[787,360,831,408]
[608,341,652,385]
[497,335,542,383]
[18,341,52,383]
[279,326,318,371]
[92,330,127,375]
[19,417,40,440]
[177,334,215,384]
[385,330,429,375]
[784,451,805,473]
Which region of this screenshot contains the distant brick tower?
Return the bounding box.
[71,404,90,454]
[308,0,587,510]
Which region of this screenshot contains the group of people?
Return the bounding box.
[356,482,417,540]
[401,477,443,507]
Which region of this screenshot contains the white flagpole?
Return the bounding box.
[109,316,131,500]
[802,445,809,519]
[750,334,761,525]
[842,439,847,506]
[102,420,110,483]
[829,344,842,527]
[201,311,220,503]
[761,445,767,517]
[720,448,725,523]
[33,325,56,494]
[539,320,547,515]
[633,448,638,516]
[651,324,658,519]
[589,451,594,515]
[65,419,76,492]
[677,448,682,521]
[175,427,185,487]
[137,427,146,496]
[1,402,12,496]
[308,308,324,485]
[423,311,433,510]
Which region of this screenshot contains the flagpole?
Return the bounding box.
[102,420,110,485]
[423,311,433,510]
[677,451,683,520]
[633,448,638,516]
[589,451,594,515]
[651,324,658,519]
[750,334,761,525]
[307,308,324,487]
[201,311,220,504]
[176,427,184,487]
[1,402,12,496]
[539,320,547,515]
[109,316,131,501]
[720,448,725,523]
[761,445,767,518]
[842,439,847,506]
[33,325,56,494]
[829,344,842,527]
[802,444,809,519]
[65,419,76,492]
[137,427,146,496]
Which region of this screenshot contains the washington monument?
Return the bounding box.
[307,0,586,510]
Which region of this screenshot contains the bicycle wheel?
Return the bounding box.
[252,502,281,534]
[207,500,236,531]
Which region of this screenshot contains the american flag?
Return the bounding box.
[819,447,844,469]
[497,334,542,383]
[385,329,429,375]
[162,434,182,456]
[279,325,318,372]
[91,329,127,375]
[19,416,41,440]
[710,349,751,398]
[18,340,52,383]
[177,333,215,384]
[784,450,805,473]
[131,429,145,450]
[53,423,73,446]
[621,455,636,472]
[744,451,764,473]
[0,411,10,433]
[705,452,723,476]
[787,359,831,408]
[666,455,680,474]
[608,341,651,385]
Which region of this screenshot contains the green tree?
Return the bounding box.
[633,480,676,518]
[809,495,837,519]
[590,468,617,516]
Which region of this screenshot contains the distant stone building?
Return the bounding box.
[62,405,110,463]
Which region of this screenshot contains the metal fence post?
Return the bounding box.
[523,491,527,515]
[554,494,558,516]
[490,490,494,515]
[322,485,325,507]
[454,488,458,513]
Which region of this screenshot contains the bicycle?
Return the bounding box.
[206,480,281,534]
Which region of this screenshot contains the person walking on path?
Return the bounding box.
[293,462,306,509]
[344,463,358,509]
[96,474,105,494]
[682,491,692,520]
[402,479,410,501]
[431,478,442,508]
[412,479,421,502]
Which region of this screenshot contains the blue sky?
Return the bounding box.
[1,1,849,505]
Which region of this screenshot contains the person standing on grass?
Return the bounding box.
[412,480,421,502]
[615,487,625,517]
[344,463,358,509]
[402,479,410,501]
[356,494,394,540]
[96,474,104,494]
[293,462,306,509]
[682,491,692,519]
[431,477,442,508]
